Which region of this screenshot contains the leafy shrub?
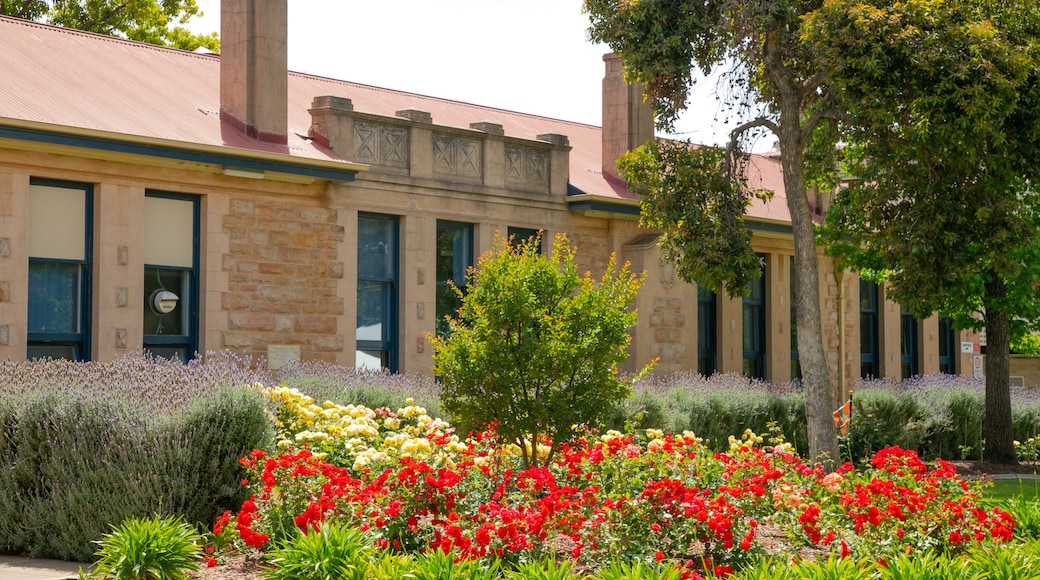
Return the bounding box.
[0,353,271,561]
[431,233,646,467]
[90,514,202,580]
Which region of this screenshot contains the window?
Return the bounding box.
[900,304,919,378]
[435,221,473,337]
[27,180,92,360]
[697,286,717,376]
[742,256,766,379]
[357,213,398,371]
[790,256,801,381]
[860,279,879,378]
[939,316,956,374]
[143,192,199,362]
[507,227,542,253]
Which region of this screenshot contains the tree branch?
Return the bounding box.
[800,88,836,142]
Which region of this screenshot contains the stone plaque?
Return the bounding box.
[267,344,301,370]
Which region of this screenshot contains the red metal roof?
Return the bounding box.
[0,15,792,222]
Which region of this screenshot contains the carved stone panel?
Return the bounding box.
[505,146,549,190]
[354,122,408,168]
[433,134,481,179]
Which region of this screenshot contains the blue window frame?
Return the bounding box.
[790,256,801,381]
[27,179,92,361]
[357,213,399,371]
[860,279,879,378]
[742,255,766,379]
[143,191,200,362]
[900,304,919,378]
[697,286,717,376]
[435,221,473,338]
[938,316,956,374]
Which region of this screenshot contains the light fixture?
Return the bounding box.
[150,289,179,315]
[222,167,266,179]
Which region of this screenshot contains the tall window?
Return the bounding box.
[900,305,919,378]
[435,221,473,337]
[357,213,398,371]
[860,279,879,378]
[790,256,801,381]
[742,256,766,379]
[143,192,199,362]
[27,180,92,360]
[938,316,956,374]
[697,286,717,376]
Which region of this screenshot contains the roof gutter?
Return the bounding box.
[566,192,641,220]
[0,117,368,183]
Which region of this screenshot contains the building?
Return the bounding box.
[0,0,988,395]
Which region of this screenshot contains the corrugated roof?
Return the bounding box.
[0,15,792,222]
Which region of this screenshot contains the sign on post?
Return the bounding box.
[972,354,985,378]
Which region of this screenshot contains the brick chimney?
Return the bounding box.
[601,53,653,178]
[220,0,288,144]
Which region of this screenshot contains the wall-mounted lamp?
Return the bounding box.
[150,289,179,315]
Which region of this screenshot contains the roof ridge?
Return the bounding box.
[288,69,601,130]
[0,14,219,62]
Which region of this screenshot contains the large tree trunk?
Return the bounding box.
[774,98,839,469]
[984,277,1016,464]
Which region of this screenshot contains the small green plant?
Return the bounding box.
[261,521,373,580]
[411,549,500,580]
[504,558,583,580]
[89,514,202,580]
[597,560,684,580]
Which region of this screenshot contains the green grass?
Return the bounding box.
[985,478,1040,503]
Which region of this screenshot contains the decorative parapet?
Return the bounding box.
[354,121,408,169]
[308,95,570,196]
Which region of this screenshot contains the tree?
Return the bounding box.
[807,0,1040,463]
[1,0,219,51]
[585,0,843,465]
[429,233,646,468]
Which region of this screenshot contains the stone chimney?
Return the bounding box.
[601,53,653,178]
[220,0,288,144]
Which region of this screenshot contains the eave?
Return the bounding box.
[0,117,368,184]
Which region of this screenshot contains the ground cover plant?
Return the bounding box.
[205,386,1021,578]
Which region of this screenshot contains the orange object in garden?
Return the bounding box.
[833,394,852,436]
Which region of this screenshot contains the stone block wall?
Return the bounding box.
[220,195,345,361]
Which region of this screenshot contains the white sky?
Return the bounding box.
[185,0,748,147]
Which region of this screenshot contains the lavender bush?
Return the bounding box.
[0,352,272,561]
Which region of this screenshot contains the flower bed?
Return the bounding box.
[210,386,1016,577]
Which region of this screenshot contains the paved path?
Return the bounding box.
[0,555,88,580]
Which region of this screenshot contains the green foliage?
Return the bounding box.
[504,559,583,580]
[261,522,373,580]
[597,560,684,580]
[430,233,646,467]
[89,514,202,580]
[810,0,1040,463]
[0,385,270,561]
[620,141,761,297]
[411,549,500,580]
[1,0,219,50]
